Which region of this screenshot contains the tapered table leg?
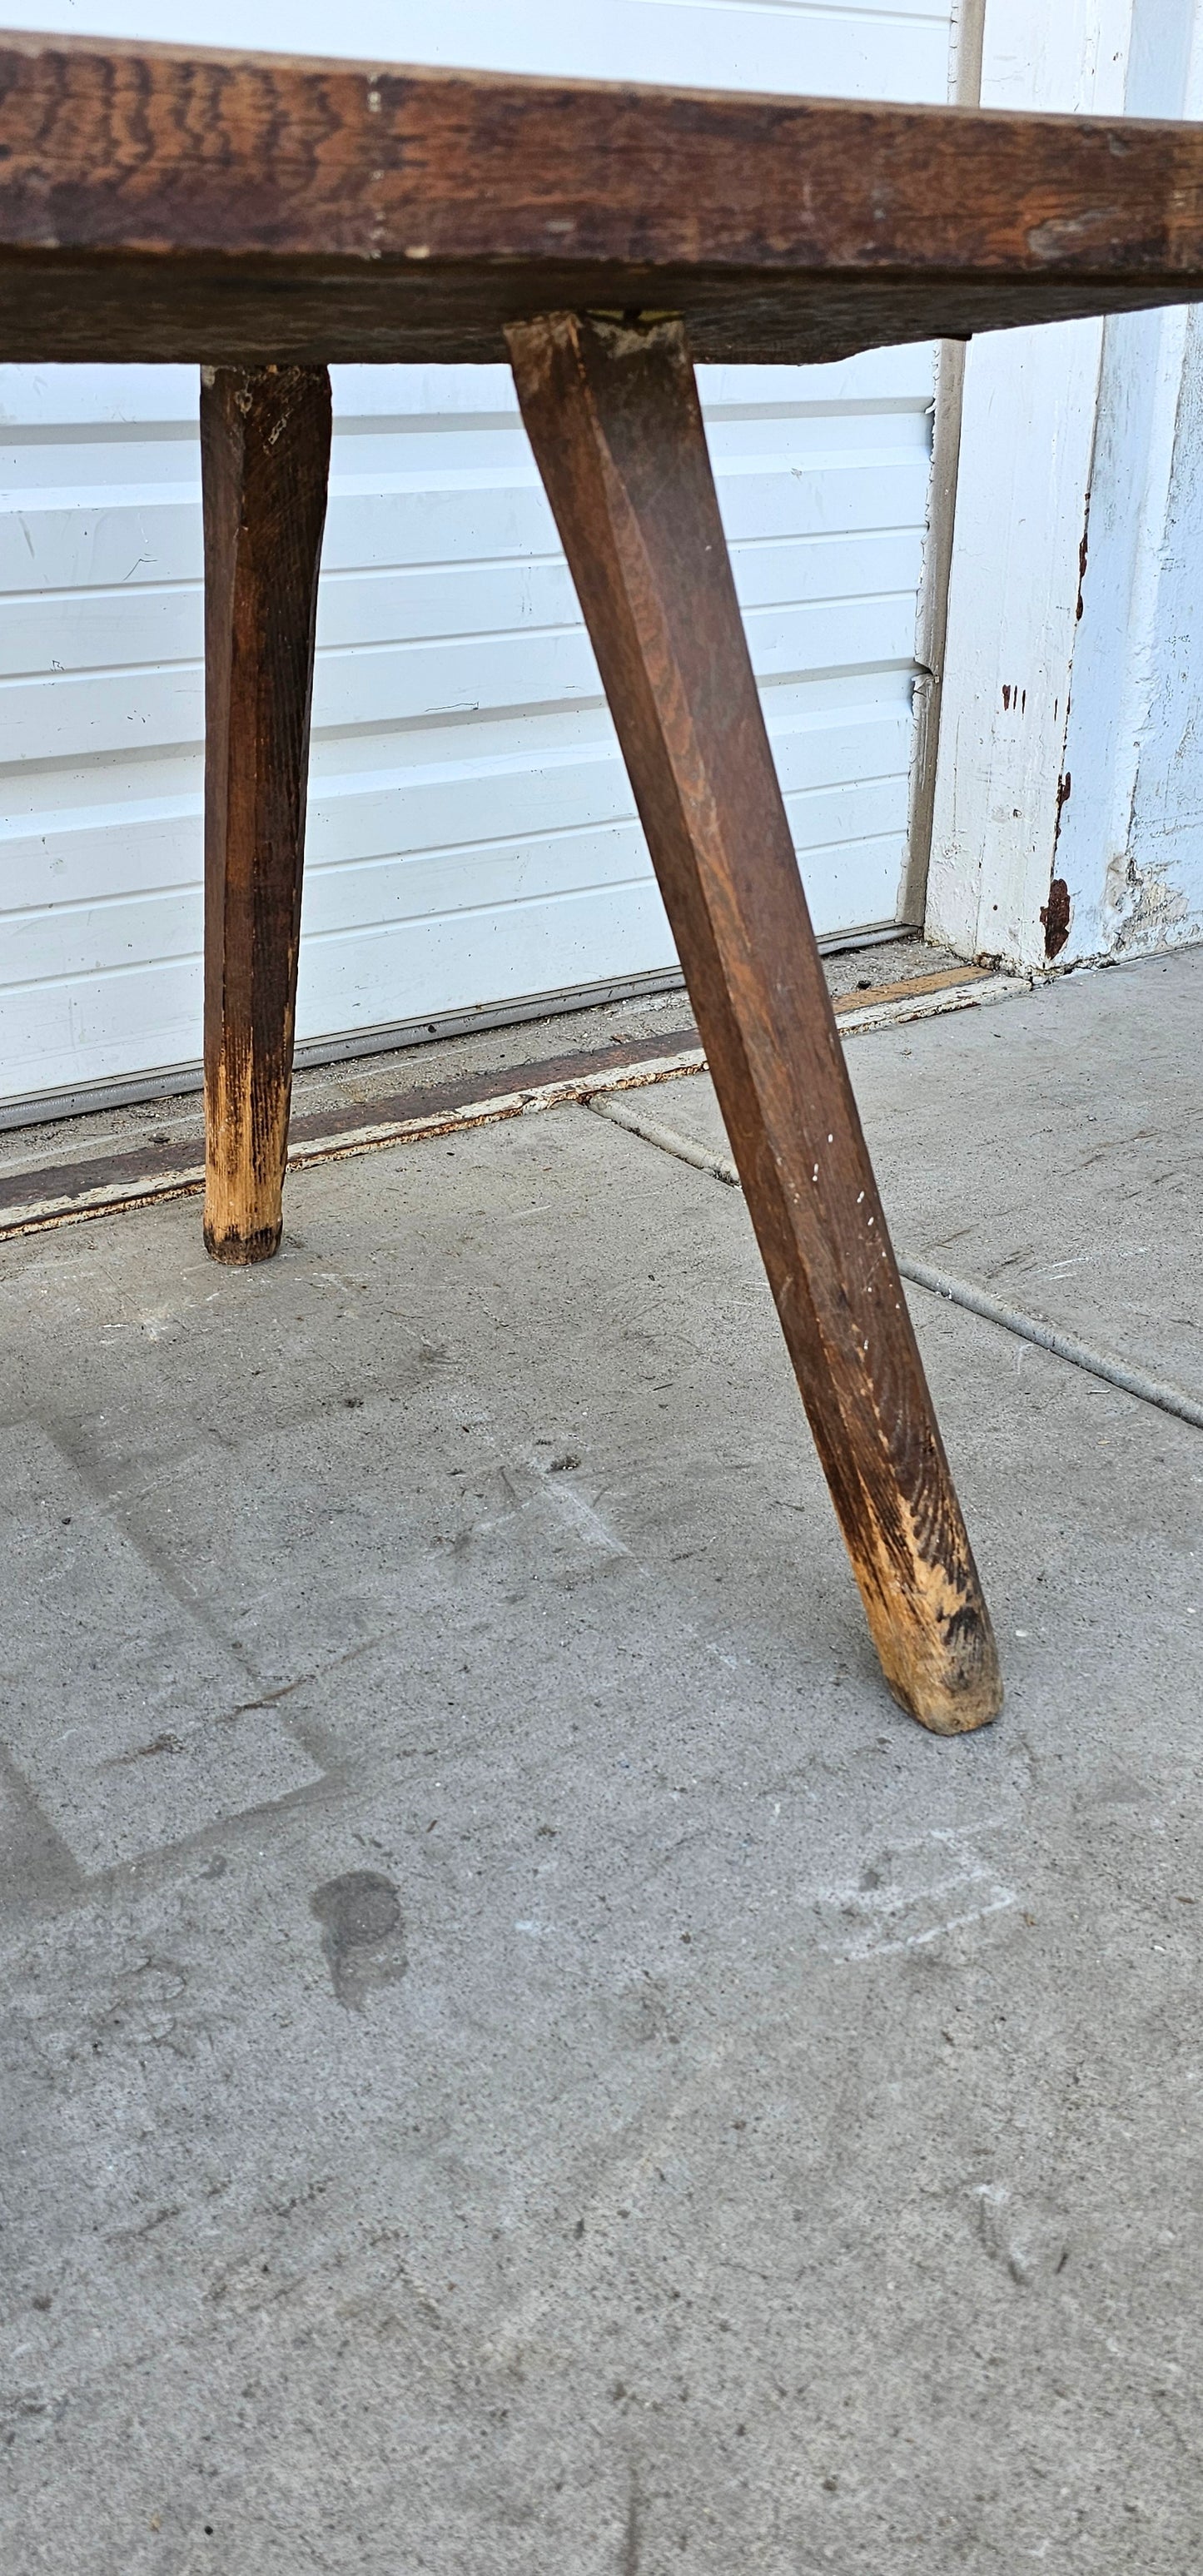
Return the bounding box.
[201,363,331,1263]
[508,312,1001,1733]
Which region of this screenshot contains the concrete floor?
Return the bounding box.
[1,947,1201,2574]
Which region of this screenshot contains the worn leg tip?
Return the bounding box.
[871,1604,1003,1737]
[202,1220,282,1266]
[892,1678,1004,1737]
[886,1645,1004,1737]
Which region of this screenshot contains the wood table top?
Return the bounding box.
[1,28,1202,365]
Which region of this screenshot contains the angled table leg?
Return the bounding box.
[201,363,331,1264]
[508,312,1001,1733]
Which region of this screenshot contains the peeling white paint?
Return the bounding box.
[931,0,1203,974]
[927,0,1131,970]
[1059,6,1203,962]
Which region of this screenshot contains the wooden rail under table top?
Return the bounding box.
[7,30,1203,1732]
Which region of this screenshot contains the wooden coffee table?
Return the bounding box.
[5,30,1202,1733]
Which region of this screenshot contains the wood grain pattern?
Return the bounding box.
[2,32,1203,362]
[510,311,1001,1733]
[201,363,331,1266]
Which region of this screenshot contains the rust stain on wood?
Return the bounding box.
[1041,877,1072,958]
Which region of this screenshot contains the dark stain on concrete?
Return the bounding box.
[311,1870,405,2012]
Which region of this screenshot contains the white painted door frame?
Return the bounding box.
[1056,4,1203,962]
[926,0,1138,972]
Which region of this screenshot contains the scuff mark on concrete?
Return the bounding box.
[809,1824,1017,1961]
[311,1871,406,2012]
[974,2182,1070,2289]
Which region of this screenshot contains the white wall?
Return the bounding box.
[5,2,953,95]
[925,0,1135,972]
[1058,2,1203,962]
[928,0,1203,976]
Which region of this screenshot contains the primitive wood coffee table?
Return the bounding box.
[4,32,1202,1735]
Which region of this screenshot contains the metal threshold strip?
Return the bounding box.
[0,961,1017,1241]
[589,1093,1203,1436]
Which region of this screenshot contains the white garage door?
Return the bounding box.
[0,2,953,1118]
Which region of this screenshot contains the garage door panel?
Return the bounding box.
[0,344,939,434]
[296,769,913,943]
[0,684,915,919]
[0,440,928,596]
[0,432,928,603]
[296,836,909,1047]
[0,523,927,692]
[733,527,924,615]
[296,880,681,1042]
[0,689,914,1087]
[1,884,200,987]
[302,686,917,1030]
[783,773,909,853]
[0,793,196,915]
[332,405,933,485]
[0,584,199,683]
[306,825,654,941]
[0,704,912,937]
[742,594,921,683]
[798,829,908,931]
[6,0,950,101]
[326,450,930,559]
[0,2,952,1110]
[0,497,197,598]
[0,956,200,1102]
[0,486,927,757]
[321,520,928,651]
[0,666,202,767]
[307,594,921,730]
